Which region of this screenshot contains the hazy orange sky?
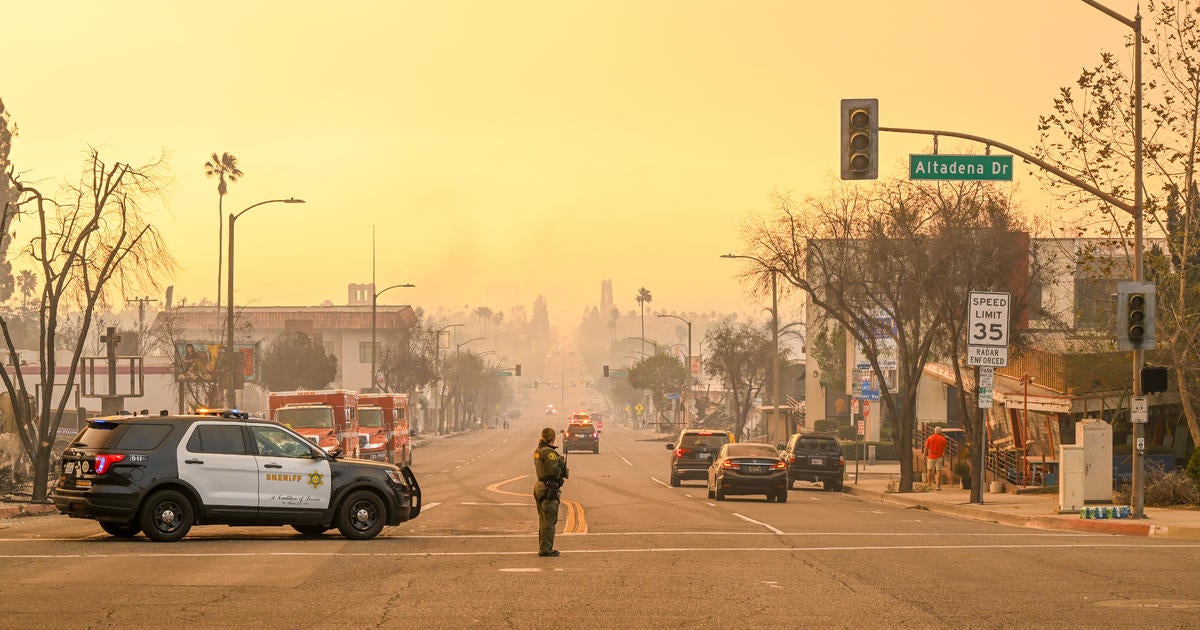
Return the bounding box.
[5,0,1143,329]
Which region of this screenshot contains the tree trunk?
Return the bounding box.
[30,446,51,503]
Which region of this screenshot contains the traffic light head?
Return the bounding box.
[840,98,879,180]
[1127,292,1146,343]
[515,364,522,377]
[1115,281,1156,350]
[603,365,610,378]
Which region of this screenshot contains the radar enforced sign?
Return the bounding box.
[967,291,1010,367]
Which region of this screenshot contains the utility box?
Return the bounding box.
[1077,418,1114,502]
[1059,445,1085,512]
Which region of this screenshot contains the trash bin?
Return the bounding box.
[868,445,876,465]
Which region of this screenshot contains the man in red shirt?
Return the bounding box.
[923,426,948,490]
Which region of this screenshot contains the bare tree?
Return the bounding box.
[745,181,995,491]
[703,320,773,440]
[1,148,175,501]
[1034,0,1200,446]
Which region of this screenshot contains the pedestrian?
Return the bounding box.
[924,426,948,490]
[533,427,569,557]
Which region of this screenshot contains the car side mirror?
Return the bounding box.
[324,446,345,459]
[776,443,785,450]
[665,443,674,450]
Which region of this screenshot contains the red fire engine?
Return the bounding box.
[357,392,412,466]
[268,389,361,457]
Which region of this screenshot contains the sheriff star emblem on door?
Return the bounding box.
[307,471,324,489]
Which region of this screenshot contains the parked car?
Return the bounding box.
[778,431,845,491]
[666,429,735,486]
[706,442,789,502]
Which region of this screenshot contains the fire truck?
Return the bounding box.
[357,393,412,466]
[268,390,361,457]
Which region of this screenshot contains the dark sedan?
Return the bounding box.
[706,442,789,502]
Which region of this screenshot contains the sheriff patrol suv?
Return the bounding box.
[51,412,421,542]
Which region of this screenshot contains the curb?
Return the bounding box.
[0,502,58,520]
[843,485,1189,538]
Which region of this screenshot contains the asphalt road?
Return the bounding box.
[2,405,1200,629]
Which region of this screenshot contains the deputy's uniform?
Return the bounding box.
[533,436,569,556]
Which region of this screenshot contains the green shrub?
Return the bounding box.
[814,419,840,433]
[1115,469,1200,507]
[1187,449,1200,485]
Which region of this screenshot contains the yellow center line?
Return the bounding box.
[485,474,588,534]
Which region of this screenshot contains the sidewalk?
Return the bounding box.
[843,461,1200,539]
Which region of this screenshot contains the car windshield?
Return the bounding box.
[275,407,334,429]
[358,408,383,428]
[797,438,840,453]
[727,444,779,458]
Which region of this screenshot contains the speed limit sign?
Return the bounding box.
[967,291,1010,367]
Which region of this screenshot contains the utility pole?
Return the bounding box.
[125,296,157,355]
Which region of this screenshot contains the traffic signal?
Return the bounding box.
[1115,281,1156,350]
[1142,365,1168,394]
[603,365,609,378]
[840,98,879,180]
[1127,292,1146,343]
[515,364,521,377]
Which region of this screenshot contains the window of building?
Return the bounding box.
[359,341,378,364]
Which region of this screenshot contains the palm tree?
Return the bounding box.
[635,287,652,357]
[203,152,244,318]
[16,269,35,310]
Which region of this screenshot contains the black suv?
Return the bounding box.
[667,429,734,486]
[778,431,844,491]
[563,420,600,453]
[51,412,421,542]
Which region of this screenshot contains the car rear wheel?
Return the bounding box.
[291,524,329,537]
[670,473,681,487]
[100,521,141,538]
[336,490,387,540]
[776,491,788,503]
[593,445,599,454]
[827,479,844,492]
[139,489,194,542]
[707,485,715,499]
[715,486,726,501]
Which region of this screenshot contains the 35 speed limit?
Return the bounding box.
[967,291,1010,347]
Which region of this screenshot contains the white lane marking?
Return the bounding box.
[684,494,694,499]
[650,477,671,489]
[733,513,784,535]
[762,581,783,589]
[461,502,530,506]
[499,568,564,572]
[0,530,1117,543]
[706,502,716,507]
[1,542,1196,559]
[594,441,633,466]
[420,502,442,512]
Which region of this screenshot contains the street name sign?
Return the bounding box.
[910,155,1014,181]
[967,291,1010,367]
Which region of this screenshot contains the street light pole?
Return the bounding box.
[226,197,305,408]
[369,225,416,393]
[1080,0,1145,518]
[657,313,693,427]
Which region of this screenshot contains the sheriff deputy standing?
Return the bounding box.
[533,427,569,557]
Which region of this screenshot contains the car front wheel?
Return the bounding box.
[139,490,194,542]
[336,490,387,540]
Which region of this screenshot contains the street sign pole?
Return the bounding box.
[967,291,1010,504]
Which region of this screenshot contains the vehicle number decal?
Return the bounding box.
[64,462,75,475]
